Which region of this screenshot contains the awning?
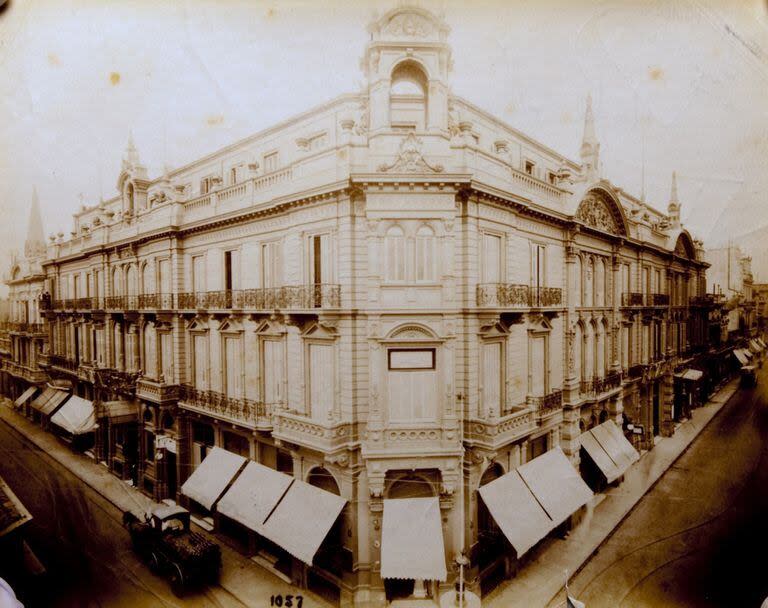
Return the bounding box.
[758,338,767,349]
[380,497,447,581]
[742,348,754,359]
[181,447,247,511]
[29,387,56,412]
[50,396,96,435]
[517,447,594,527]
[13,387,37,409]
[674,368,704,382]
[477,468,554,556]
[750,339,764,353]
[580,432,623,484]
[734,350,750,366]
[103,400,139,424]
[581,420,640,483]
[39,390,70,416]
[259,479,347,566]
[216,461,293,535]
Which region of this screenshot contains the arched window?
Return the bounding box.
[112,267,122,296]
[596,322,605,378]
[125,182,135,214]
[415,225,436,282]
[141,261,155,295]
[603,320,611,374]
[126,265,138,297]
[387,474,434,499]
[384,226,406,282]
[574,323,583,382]
[586,258,595,307]
[574,256,583,307]
[390,60,428,130]
[596,258,605,306]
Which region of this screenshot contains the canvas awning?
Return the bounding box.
[477,468,554,556]
[734,349,750,366]
[216,461,293,535]
[517,447,594,527]
[380,497,447,581]
[674,368,704,382]
[50,396,96,435]
[758,338,767,349]
[581,420,640,484]
[181,447,247,511]
[103,400,139,424]
[13,387,37,409]
[750,339,764,353]
[259,479,347,566]
[29,387,56,412]
[39,390,70,416]
[580,431,623,484]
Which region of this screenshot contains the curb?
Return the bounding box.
[542,379,741,608]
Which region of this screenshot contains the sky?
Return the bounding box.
[1,0,767,289]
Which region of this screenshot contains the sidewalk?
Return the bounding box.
[0,401,330,608]
[484,377,741,608]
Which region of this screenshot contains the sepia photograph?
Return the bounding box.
[0,0,767,606]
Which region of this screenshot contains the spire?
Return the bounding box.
[123,130,140,170]
[580,94,600,180]
[667,171,681,228]
[669,170,679,203]
[24,187,46,259]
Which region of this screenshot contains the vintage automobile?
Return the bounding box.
[123,504,221,596]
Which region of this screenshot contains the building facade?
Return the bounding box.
[5,6,717,606]
[706,244,758,340]
[0,190,48,403]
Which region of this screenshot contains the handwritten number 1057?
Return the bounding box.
[270,595,302,608]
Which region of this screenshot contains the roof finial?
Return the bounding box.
[123,130,140,169]
[670,170,679,203]
[24,186,46,259]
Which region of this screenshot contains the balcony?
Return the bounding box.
[48,354,79,373]
[7,322,45,334]
[177,284,341,311]
[621,292,644,307]
[136,377,180,404]
[580,372,623,397]
[477,284,563,308]
[178,384,273,430]
[528,389,564,421]
[651,293,670,307]
[3,361,47,383]
[273,410,355,453]
[690,295,716,308]
[464,407,536,450]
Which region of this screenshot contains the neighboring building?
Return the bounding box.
[7,6,715,605]
[706,244,758,339]
[0,190,48,404]
[752,283,768,333]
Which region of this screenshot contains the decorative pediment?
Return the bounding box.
[388,323,437,340]
[255,318,285,336]
[302,321,338,339]
[575,189,627,236]
[185,316,209,331]
[673,232,695,259]
[370,7,448,44]
[217,318,243,333]
[527,314,553,332]
[378,133,444,174]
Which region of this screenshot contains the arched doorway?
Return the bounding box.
[477,462,507,595]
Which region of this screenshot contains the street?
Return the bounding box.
[551,365,768,608]
[0,420,246,608]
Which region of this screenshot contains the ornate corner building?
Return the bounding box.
[2,6,719,607]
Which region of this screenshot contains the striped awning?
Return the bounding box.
[13,387,37,409]
[29,387,56,412]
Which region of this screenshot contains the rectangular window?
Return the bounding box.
[482,342,502,416]
[261,242,282,289]
[264,152,278,173]
[530,336,546,396]
[160,332,173,383]
[193,334,208,389]
[415,228,436,282]
[73,275,80,299]
[524,160,535,175]
[531,244,546,291]
[547,171,557,184]
[192,256,205,293]
[223,432,249,457]
[387,360,438,422]
[229,167,238,185]
[262,339,284,405]
[143,326,157,379]
[388,349,435,370]
[482,233,502,283]
[145,431,155,462]
[200,177,211,195]
[309,234,333,285]
[223,336,242,399]
[308,343,334,419]
[529,434,548,460]
[158,259,171,294]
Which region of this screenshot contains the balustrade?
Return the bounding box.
[178,384,270,426]
[477,284,562,308]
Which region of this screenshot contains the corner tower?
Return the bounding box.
[362,6,452,134]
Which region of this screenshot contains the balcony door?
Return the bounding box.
[261,242,282,289]
[529,335,546,397]
[308,343,334,419]
[223,336,243,399]
[192,256,206,294]
[309,234,332,307]
[262,339,284,406]
[482,234,502,284]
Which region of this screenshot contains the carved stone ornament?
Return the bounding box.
[384,12,433,38]
[354,98,369,136]
[566,329,575,370]
[575,191,625,235]
[378,132,444,173]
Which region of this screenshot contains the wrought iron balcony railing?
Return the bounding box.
[177,284,341,311]
[178,384,271,426]
[529,389,563,413]
[621,292,645,307]
[48,354,78,371]
[652,293,670,306]
[580,371,623,395]
[7,322,44,333]
[477,284,563,308]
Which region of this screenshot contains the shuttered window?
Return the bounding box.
[387,349,438,422]
[262,339,284,405]
[482,342,502,417]
[193,334,208,389]
[482,234,502,283]
[224,337,243,398]
[309,343,334,419]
